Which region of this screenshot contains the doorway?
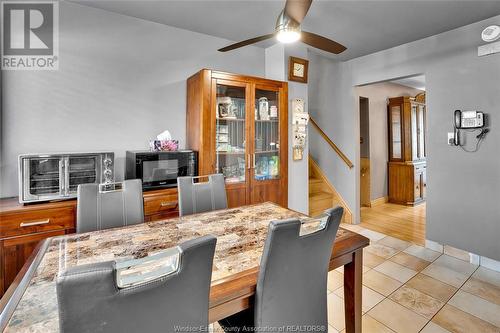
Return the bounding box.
[359,97,371,207]
[356,75,427,244]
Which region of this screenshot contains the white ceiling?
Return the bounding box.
[72,0,500,60]
[392,75,426,91]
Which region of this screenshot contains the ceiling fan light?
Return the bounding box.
[275,10,301,44]
[277,29,301,43]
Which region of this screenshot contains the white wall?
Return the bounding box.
[308,53,355,214]
[0,2,265,197]
[308,15,500,261]
[265,44,309,215]
[356,82,423,200]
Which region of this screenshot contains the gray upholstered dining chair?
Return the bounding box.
[219,206,344,333]
[56,235,217,333]
[177,174,227,216]
[76,179,144,233]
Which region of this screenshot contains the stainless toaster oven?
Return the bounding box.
[18,152,114,203]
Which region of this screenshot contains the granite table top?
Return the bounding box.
[4,202,353,332]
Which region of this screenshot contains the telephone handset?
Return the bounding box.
[454,110,484,129]
[452,110,488,148]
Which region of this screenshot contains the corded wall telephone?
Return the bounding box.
[451,110,489,150]
[454,110,484,129]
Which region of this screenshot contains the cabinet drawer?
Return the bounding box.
[145,211,179,223]
[0,207,75,238]
[144,194,179,216]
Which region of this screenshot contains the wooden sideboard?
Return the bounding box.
[0,187,179,296]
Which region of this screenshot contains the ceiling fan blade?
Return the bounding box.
[284,0,313,24]
[301,31,347,54]
[218,34,276,52]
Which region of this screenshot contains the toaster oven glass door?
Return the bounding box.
[66,156,100,194]
[24,157,64,201]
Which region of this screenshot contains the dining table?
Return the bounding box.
[0,202,369,333]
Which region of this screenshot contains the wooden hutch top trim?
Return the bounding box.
[192,69,288,87]
[388,96,425,106]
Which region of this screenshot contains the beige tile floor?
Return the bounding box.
[328,223,500,333]
[212,223,500,333]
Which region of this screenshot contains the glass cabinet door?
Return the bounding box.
[390,105,403,160]
[411,105,418,160]
[215,83,247,183]
[254,88,280,181]
[417,105,426,159]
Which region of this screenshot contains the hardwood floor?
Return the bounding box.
[360,203,426,245]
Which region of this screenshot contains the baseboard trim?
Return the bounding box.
[425,239,444,253]
[425,239,500,272]
[370,196,388,207]
[481,256,500,272]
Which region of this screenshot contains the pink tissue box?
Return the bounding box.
[149,140,179,152]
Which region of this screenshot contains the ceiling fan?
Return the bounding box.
[218,0,346,54]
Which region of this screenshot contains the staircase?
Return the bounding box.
[309,157,352,223]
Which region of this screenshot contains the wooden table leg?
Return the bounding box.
[344,249,362,333]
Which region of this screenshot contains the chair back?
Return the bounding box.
[76,179,144,233]
[254,207,343,332]
[56,235,217,333]
[177,174,227,216]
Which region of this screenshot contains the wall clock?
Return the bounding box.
[288,56,309,83]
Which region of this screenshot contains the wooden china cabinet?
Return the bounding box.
[387,96,427,205]
[186,69,288,208]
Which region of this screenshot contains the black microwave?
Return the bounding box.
[125,150,198,190]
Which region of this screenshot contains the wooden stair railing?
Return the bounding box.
[309,116,354,169]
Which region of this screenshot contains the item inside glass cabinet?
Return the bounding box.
[255,155,279,180]
[254,88,280,180]
[259,97,269,121]
[216,84,246,183]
